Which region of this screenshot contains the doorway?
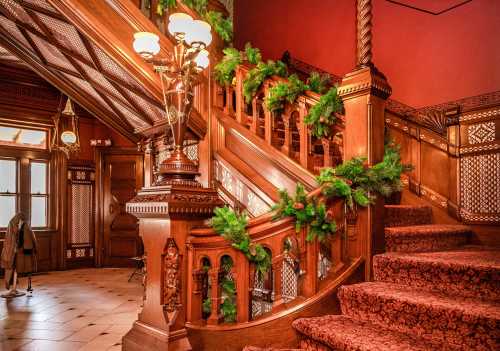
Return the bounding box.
[99,151,143,267]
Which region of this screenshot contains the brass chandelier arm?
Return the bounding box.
[159,70,177,147]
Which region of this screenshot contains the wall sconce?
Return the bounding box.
[51,96,80,157]
[132,13,211,186]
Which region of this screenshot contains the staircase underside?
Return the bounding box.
[0,0,206,142]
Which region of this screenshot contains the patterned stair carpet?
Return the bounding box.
[291,205,500,351]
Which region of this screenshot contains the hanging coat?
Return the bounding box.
[1,213,37,289]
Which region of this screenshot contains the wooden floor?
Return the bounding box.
[0,268,142,351]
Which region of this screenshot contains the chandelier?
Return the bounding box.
[51,96,80,157]
[133,13,211,187]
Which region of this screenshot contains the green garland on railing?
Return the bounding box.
[272,183,336,242]
[303,86,343,139]
[214,43,262,86]
[211,207,271,275]
[243,60,288,104]
[265,74,309,113]
[273,143,412,242]
[307,72,331,95]
[157,0,233,44]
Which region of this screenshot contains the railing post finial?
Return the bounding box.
[357,0,373,68]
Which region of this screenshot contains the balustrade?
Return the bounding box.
[213,65,345,174]
[187,197,350,327]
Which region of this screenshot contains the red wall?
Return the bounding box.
[234,0,500,108]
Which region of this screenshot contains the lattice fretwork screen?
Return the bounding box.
[70,183,92,245]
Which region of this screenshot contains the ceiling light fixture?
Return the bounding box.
[132,13,212,186]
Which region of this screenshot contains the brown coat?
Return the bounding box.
[1,213,37,289]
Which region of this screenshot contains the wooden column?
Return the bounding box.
[281,112,293,157]
[251,98,259,134]
[235,68,244,125]
[338,0,391,280]
[123,184,222,351]
[264,83,273,144]
[235,251,250,323]
[271,255,284,308]
[207,268,221,325]
[297,98,309,169]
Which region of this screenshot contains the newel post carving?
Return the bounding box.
[123,140,223,351]
[338,0,391,280]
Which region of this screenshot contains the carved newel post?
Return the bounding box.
[123,140,222,350]
[338,0,392,279]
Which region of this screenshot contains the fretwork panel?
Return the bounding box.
[460,152,500,222]
[70,183,92,245]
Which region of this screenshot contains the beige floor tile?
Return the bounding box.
[65,324,112,342]
[17,339,85,351]
[10,329,76,341]
[77,333,123,351]
[1,268,140,351]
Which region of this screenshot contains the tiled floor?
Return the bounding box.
[0,268,142,351]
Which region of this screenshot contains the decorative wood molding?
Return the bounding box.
[162,238,182,325]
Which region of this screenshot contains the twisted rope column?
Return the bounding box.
[357,0,373,67]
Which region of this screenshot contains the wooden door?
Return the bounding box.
[102,154,143,266]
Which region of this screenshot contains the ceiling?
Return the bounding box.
[0,0,205,143]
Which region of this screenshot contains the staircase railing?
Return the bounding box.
[213,64,345,175]
[186,190,361,331]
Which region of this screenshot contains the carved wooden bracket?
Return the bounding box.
[161,238,182,325]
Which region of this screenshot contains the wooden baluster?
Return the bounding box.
[298,98,310,169]
[188,269,204,323]
[321,138,333,168]
[281,112,293,157]
[235,67,244,124]
[272,255,284,309]
[224,86,234,117]
[214,82,225,110]
[251,97,259,134]
[236,252,250,323]
[264,82,272,144]
[302,231,318,298]
[207,267,221,325]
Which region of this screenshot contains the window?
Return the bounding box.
[30,161,48,227]
[0,126,47,149]
[0,159,17,227]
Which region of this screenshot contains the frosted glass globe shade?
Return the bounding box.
[133,32,160,58]
[168,13,194,36]
[185,20,212,48]
[194,49,210,69]
[61,131,77,145]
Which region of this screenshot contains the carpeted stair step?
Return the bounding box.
[293,315,438,351]
[385,224,471,252]
[339,282,500,350]
[384,205,433,227]
[373,248,500,300]
[242,347,303,351]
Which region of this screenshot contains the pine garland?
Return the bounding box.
[214,43,261,86]
[304,86,343,139]
[211,207,271,276]
[307,71,331,94]
[243,60,288,104]
[273,143,412,242]
[265,74,309,113]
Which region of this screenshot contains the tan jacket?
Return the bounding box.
[1,213,37,289]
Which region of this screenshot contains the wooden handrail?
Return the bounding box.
[214,64,344,177]
[186,190,357,327]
